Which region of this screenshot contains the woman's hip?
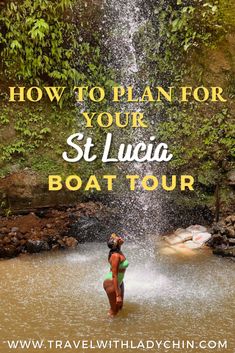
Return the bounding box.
[103,279,123,290]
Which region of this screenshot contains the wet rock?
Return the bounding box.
[11,237,20,245]
[192,232,211,244]
[225,227,235,238]
[57,239,66,248]
[210,234,226,246]
[162,224,211,252]
[227,170,235,186]
[52,244,60,251]
[184,240,203,249]
[160,242,199,256]
[19,239,27,246]
[186,225,207,233]
[68,212,77,221]
[164,232,192,245]
[69,216,111,242]
[62,236,78,248]
[47,235,58,246]
[213,247,235,257]
[211,223,226,235]
[8,232,17,238]
[209,213,235,257]
[174,228,185,235]
[25,239,50,253]
[0,245,20,258]
[3,236,11,244]
[225,215,235,224]
[17,233,26,240]
[35,209,49,218]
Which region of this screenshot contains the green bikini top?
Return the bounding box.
[105,257,129,284]
[119,259,129,270]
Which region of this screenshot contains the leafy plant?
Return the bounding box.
[168,1,223,51]
[137,0,226,84]
[0,0,113,89]
[159,106,235,220]
[0,0,79,84]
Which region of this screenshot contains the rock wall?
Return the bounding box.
[0,170,86,213]
[209,214,235,257]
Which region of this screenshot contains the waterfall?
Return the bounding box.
[101,0,165,239]
[103,0,141,82]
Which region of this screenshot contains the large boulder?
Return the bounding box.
[162,224,212,255]
[25,239,50,253]
[213,247,235,257]
[0,245,20,258]
[208,213,235,257]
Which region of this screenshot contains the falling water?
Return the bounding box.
[103,0,142,81]
[101,0,166,239]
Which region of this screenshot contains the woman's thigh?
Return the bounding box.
[103,279,118,312]
[103,279,115,293]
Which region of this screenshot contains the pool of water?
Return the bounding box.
[0,242,234,353]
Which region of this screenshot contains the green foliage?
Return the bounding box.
[138,0,234,207]
[0,0,79,84]
[0,100,112,178]
[0,108,10,124]
[0,103,77,165]
[159,106,234,185]
[0,199,12,217]
[0,0,113,88]
[0,0,116,177]
[138,0,226,83]
[219,0,235,26]
[168,1,223,51]
[1,140,26,161]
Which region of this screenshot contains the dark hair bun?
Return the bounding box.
[107,237,117,249]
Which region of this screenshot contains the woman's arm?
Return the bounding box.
[110,253,121,298]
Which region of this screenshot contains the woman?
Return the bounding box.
[103,233,129,317]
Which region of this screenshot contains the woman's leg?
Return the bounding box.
[119,282,124,310]
[103,279,118,316]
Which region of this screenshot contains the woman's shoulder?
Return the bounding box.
[110,252,121,260]
[109,252,125,264]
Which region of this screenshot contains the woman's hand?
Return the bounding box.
[116,295,123,306]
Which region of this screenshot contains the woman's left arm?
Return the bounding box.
[110,253,121,298]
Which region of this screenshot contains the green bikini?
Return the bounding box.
[105,258,129,284]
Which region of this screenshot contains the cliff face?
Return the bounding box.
[0,171,88,213]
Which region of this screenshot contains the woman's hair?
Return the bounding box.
[107,233,121,260]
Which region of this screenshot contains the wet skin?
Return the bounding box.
[103,236,126,317]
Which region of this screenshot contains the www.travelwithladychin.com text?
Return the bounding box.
[2,339,229,351]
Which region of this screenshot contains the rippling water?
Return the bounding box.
[0,243,234,353]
